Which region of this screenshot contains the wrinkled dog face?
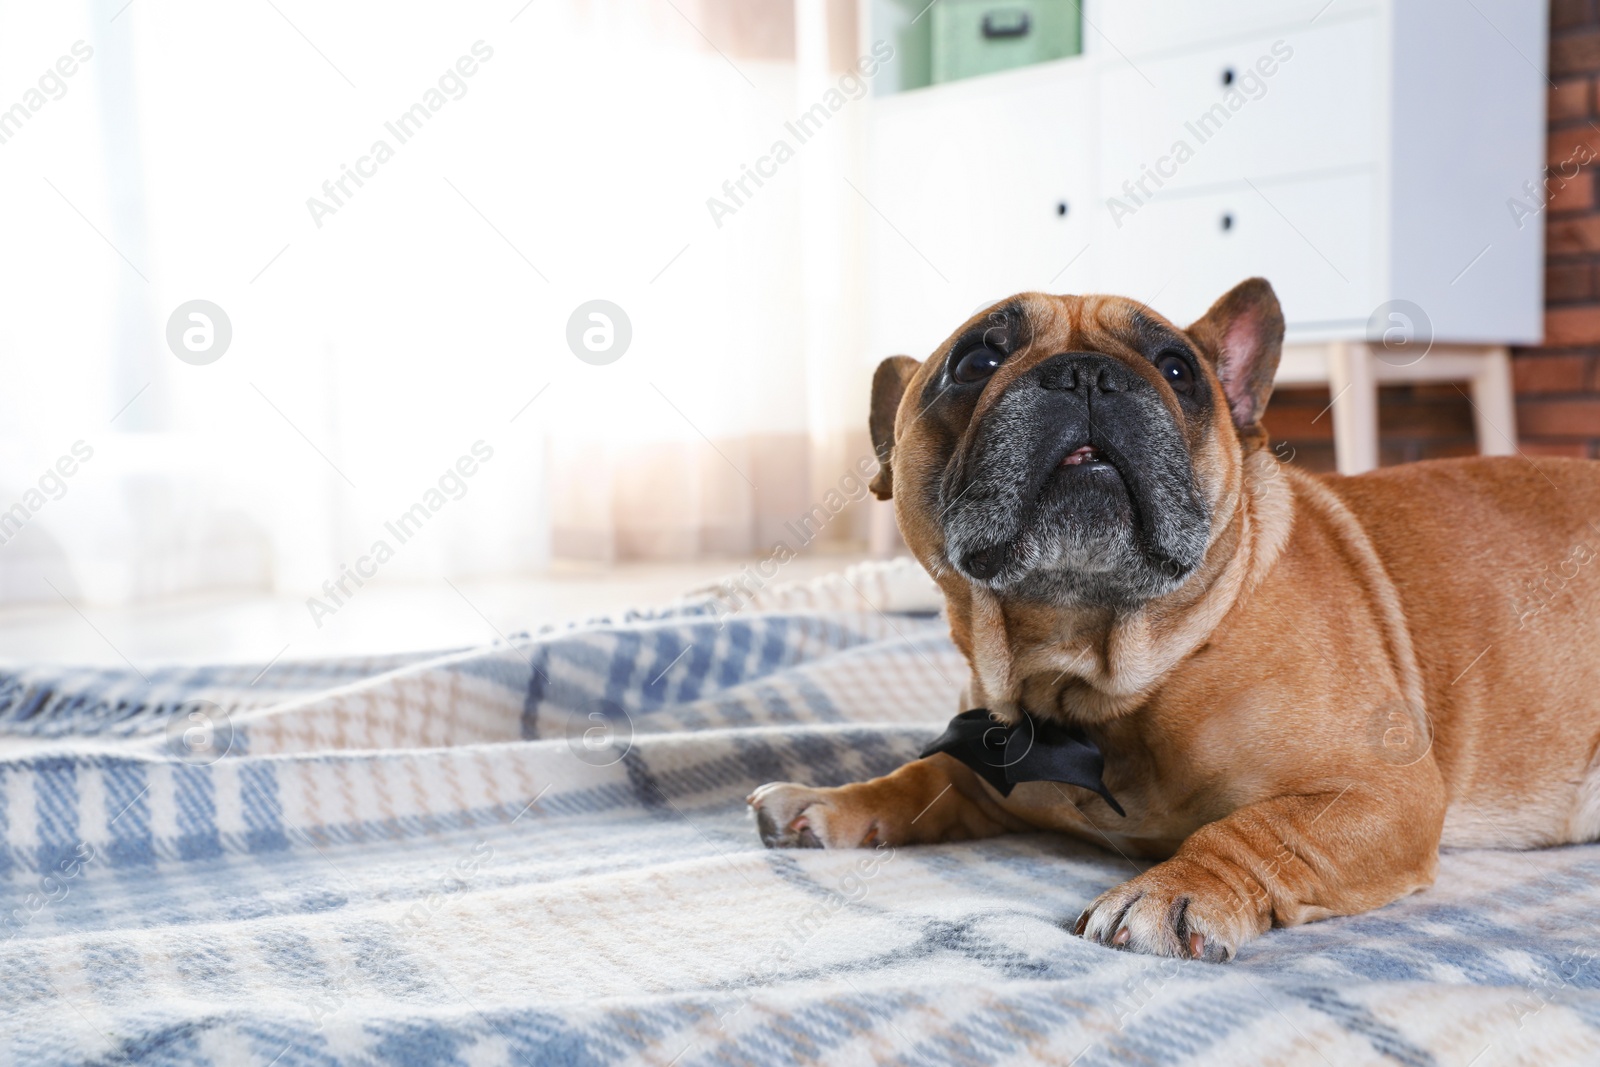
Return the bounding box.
[869,281,1283,611]
[936,300,1212,604]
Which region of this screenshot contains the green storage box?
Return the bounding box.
[930,0,1081,84]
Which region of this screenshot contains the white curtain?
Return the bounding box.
[0,0,883,606]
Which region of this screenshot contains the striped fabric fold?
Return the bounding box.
[1,567,1596,1065]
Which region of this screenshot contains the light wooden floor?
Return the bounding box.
[0,554,867,668]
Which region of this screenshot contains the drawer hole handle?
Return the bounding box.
[1221,67,1235,87]
[1056,200,1069,217]
[1220,212,1234,232]
[982,11,1031,38]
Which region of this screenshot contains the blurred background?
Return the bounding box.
[0,0,1580,666]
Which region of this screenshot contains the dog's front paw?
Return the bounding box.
[1074,858,1266,962]
[747,782,880,849]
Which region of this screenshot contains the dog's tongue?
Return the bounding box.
[1061,446,1101,466]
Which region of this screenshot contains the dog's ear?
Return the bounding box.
[868,355,920,500]
[1186,278,1284,449]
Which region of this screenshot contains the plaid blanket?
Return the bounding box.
[2,560,1598,1066]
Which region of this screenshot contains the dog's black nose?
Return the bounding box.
[961,543,1010,580]
[1035,352,1127,394]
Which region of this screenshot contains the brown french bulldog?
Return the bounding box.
[747,279,1600,961]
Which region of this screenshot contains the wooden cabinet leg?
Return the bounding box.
[1469,346,1518,456]
[1328,341,1379,475]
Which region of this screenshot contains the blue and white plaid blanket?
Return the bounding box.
[2,561,1598,1066]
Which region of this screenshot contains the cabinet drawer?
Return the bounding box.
[1094,171,1377,331]
[1087,0,1380,56]
[866,63,1095,357]
[1098,16,1380,195]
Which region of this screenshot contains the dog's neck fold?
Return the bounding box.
[961,447,1295,726]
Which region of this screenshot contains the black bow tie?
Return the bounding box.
[920,708,1125,816]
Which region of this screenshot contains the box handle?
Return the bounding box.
[981,10,1032,38]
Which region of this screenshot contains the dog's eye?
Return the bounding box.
[1156,351,1193,394]
[952,346,1005,384]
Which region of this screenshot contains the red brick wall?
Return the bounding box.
[1264,0,1600,471]
[1263,384,1479,473]
[1523,0,1600,457]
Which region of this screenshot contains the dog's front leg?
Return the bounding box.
[1076,780,1444,961]
[749,754,1031,849]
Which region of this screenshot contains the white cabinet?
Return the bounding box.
[863,60,1094,361]
[1089,0,1380,55]
[857,0,1544,474]
[862,0,1546,349]
[1097,18,1381,196]
[1098,170,1379,329]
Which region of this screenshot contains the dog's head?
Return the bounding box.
[870,279,1284,610]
